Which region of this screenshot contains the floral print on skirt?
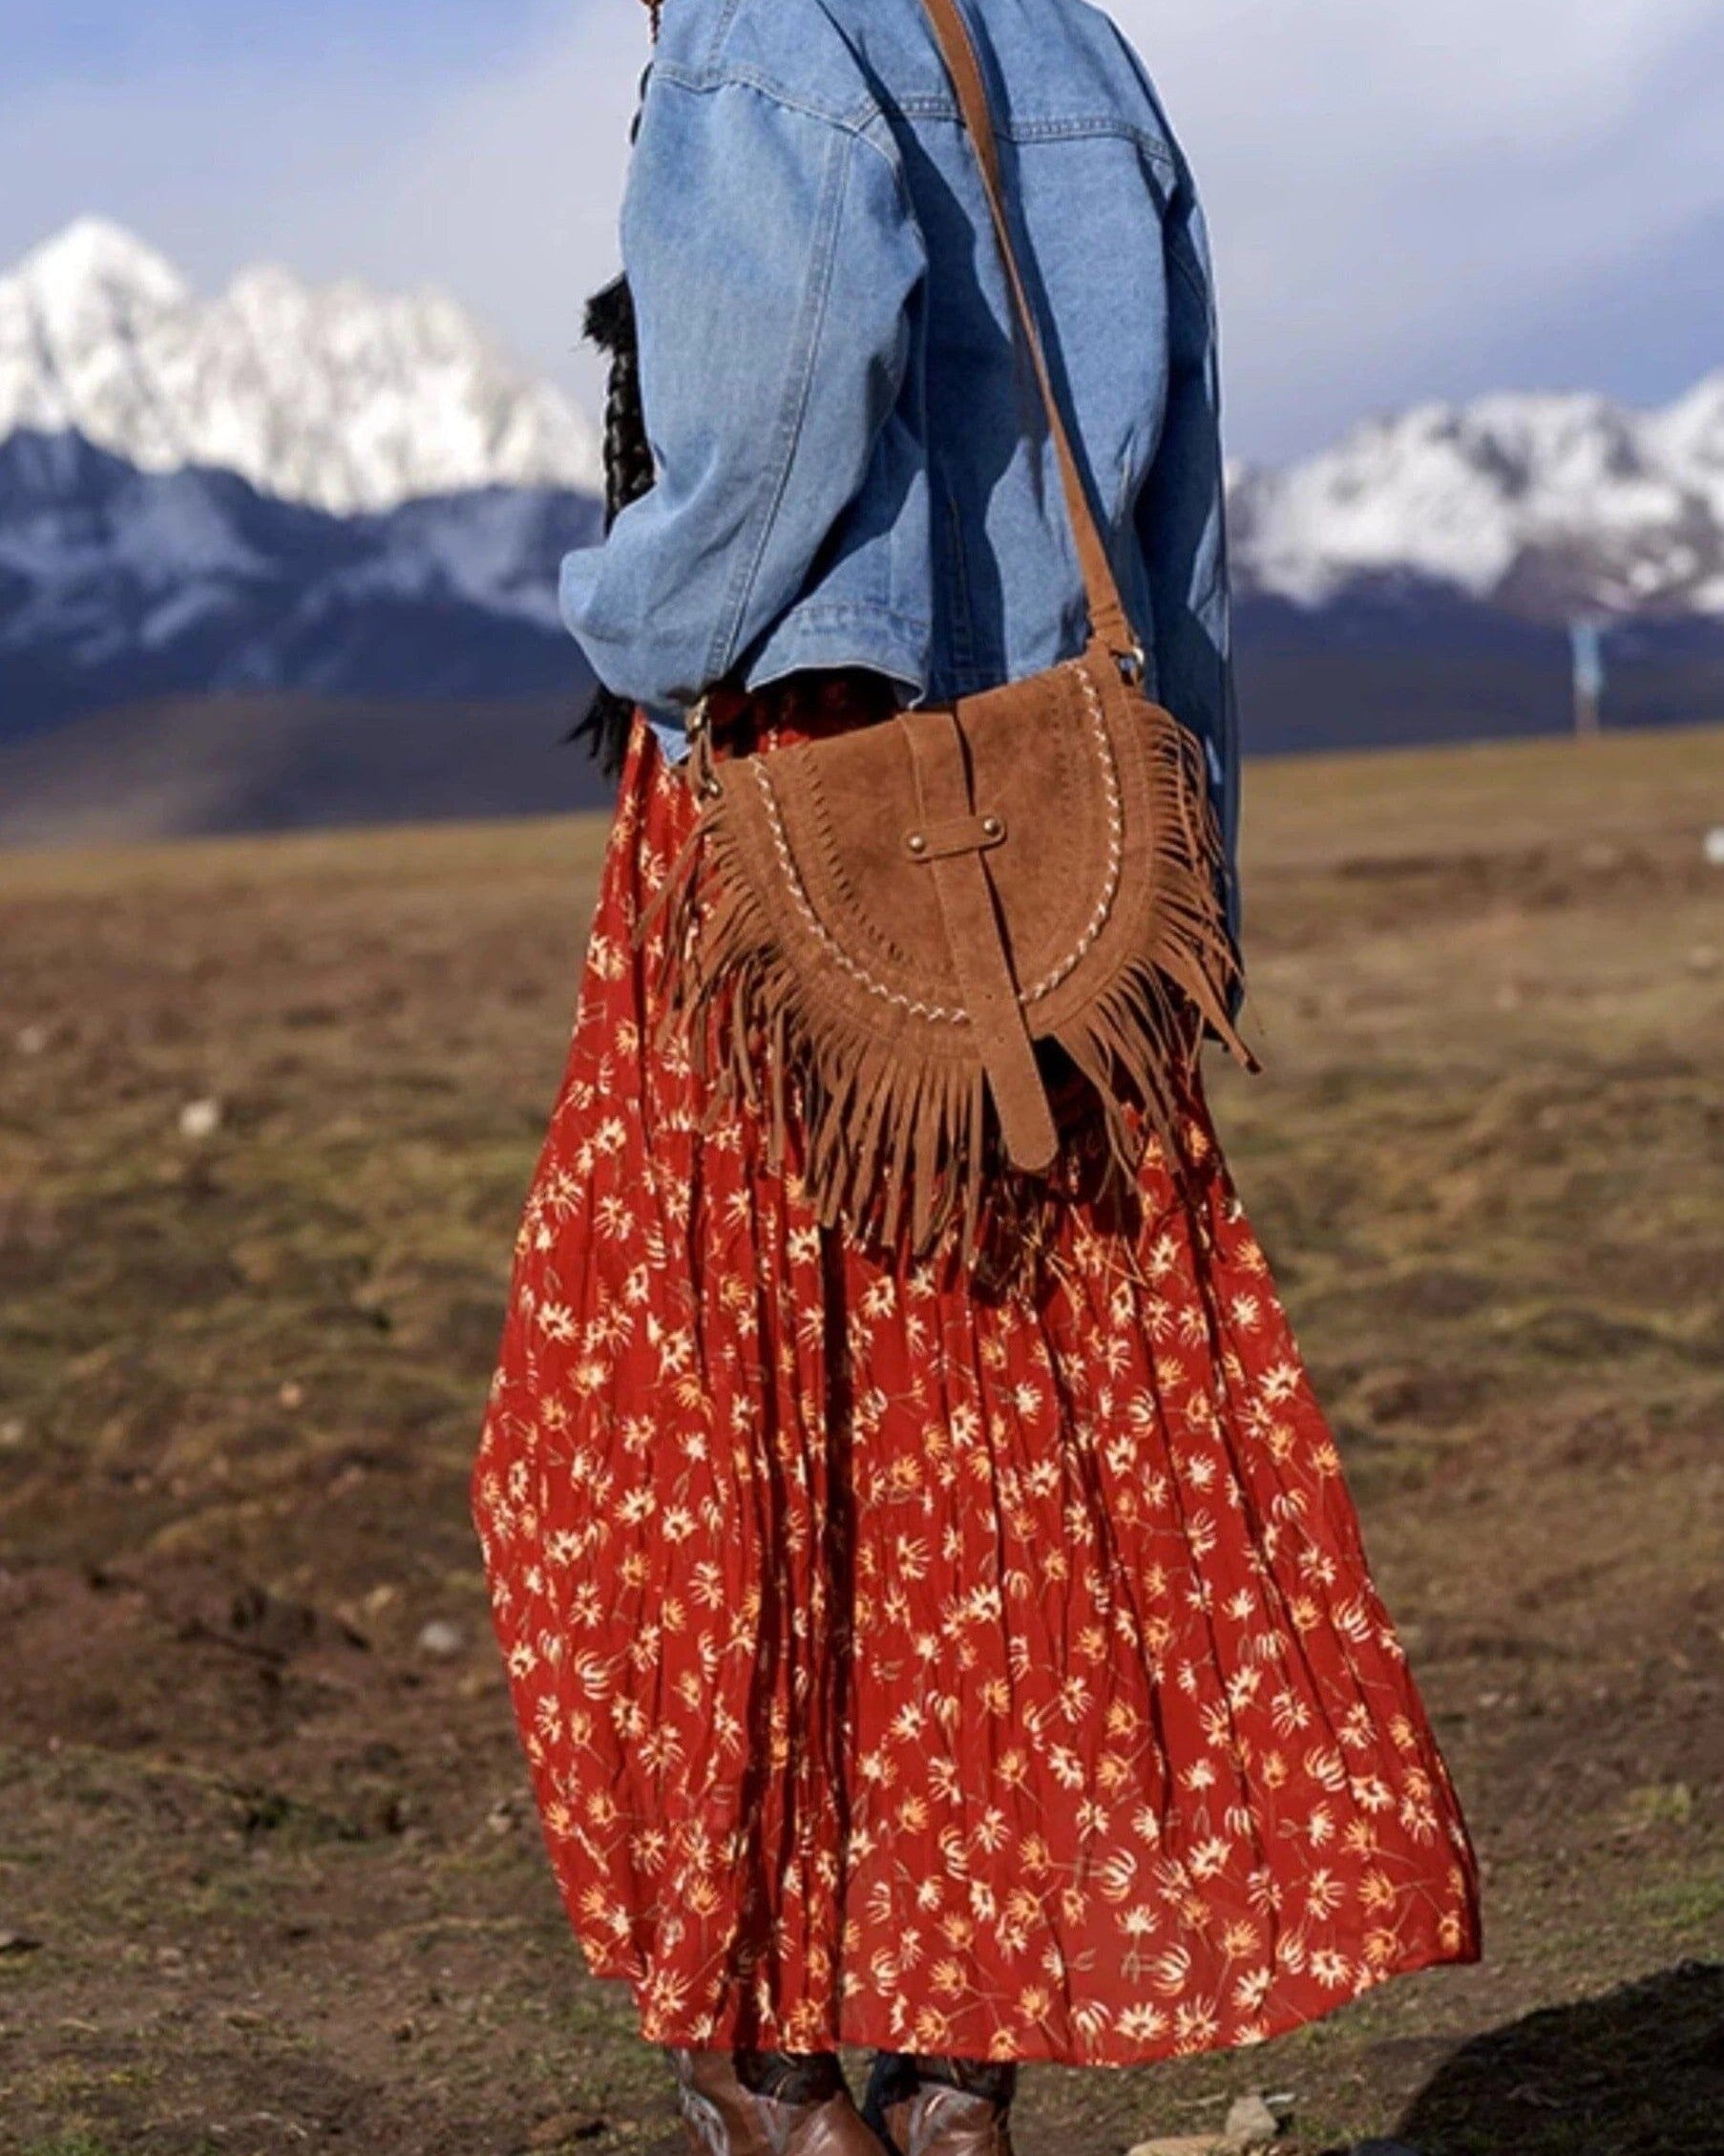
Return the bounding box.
[472,701,1482,2066]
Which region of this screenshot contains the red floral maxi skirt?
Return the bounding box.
[472,698,1482,2067]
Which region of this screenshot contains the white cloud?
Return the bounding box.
[0,2,649,410]
[1119,0,1720,140]
[0,0,1720,461]
[1108,0,1724,450]
[281,2,649,412]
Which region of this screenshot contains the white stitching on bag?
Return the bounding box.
[1022,664,1123,1004]
[747,659,1122,1025]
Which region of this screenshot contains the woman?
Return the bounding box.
[472,2,1482,2151]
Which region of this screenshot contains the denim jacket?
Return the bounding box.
[560,0,1240,940]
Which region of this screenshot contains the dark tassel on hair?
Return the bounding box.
[585,275,656,518]
[566,270,659,774]
[567,25,662,775]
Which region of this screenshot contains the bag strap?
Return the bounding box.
[916,0,1142,675]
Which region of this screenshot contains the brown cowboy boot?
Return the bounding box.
[665,2045,891,2156]
[860,2053,1018,2156]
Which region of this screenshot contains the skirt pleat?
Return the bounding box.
[472,709,1481,2064]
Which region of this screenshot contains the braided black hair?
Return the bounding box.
[569,51,661,776]
[588,276,656,517]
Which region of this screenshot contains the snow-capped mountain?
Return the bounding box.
[2,211,1721,823]
[0,218,601,515]
[1230,376,1724,622]
[7,216,1724,630]
[0,427,598,730]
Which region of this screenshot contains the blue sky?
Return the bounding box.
[2,0,1722,464]
[5,0,554,81]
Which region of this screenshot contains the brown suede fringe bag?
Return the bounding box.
[642,0,1254,1265]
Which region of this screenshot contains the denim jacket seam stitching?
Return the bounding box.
[680,0,748,75]
[770,600,932,632]
[887,98,1174,162]
[855,113,914,208]
[704,124,854,687]
[650,70,1169,161]
[1009,116,1176,160]
[652,57,881,136]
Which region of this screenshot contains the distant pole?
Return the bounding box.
[1568,616,1606,739]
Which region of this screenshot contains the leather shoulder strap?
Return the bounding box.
[916,0,1138,665]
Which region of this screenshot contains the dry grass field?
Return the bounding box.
[2,726,1721,2156]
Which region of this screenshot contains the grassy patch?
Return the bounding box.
[2,729,1720,2153]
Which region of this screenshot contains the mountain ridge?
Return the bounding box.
[1229,373,1724,623]
[2,220,1723,845]
[0,218,602,516]
[0,427,597,737]
[7,220,1724,625]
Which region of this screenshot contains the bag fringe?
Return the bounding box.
[1057,696,1254,1199]
[636,700,1251,1268]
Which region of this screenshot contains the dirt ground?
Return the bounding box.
[2,727,1721,2156]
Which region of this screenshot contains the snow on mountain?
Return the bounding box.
[1230,376,1724,621]
[7,219,1724,631]
[1647,373,1724,529]
[5,209,1724,773]
[0,218,601,515]
[0,427,599,730]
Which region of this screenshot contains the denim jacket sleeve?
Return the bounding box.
[558,70,926,730]
[1133,152,1244,983]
